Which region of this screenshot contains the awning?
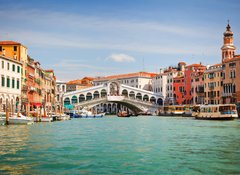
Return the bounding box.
[64,104,74,109]
[31,102,42,107]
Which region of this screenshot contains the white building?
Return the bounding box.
[0,55,22,112]
[55,80,67,112]
[93,72,157,91]
[152,62,186,105]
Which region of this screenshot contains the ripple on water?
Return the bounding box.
[0,117,240,175]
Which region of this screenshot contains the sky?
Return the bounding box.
[0,0,240,81]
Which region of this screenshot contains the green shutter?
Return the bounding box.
[1,76,5,87]
[17,80,20,89]
[12,79,15,88]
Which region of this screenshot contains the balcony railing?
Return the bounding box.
[222,92,233,97]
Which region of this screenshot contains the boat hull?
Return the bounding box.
[9,118,34,125]
[195,116,236,120]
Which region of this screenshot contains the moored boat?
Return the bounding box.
[117,111,131,117]
[41,116,53,122]
[195,104,238,120]
[0,112,6,125]
[8,113,34,125]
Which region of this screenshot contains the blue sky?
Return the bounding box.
[0,0,240,81]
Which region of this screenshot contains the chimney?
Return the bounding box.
[160,68,163,74]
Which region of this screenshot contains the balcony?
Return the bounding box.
[22,85,28,91]
[21,97,28,103]
[209,95,215,98]
[208,86,214,90]
[222,92,233,97]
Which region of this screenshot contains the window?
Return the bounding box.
[17,66,20,73]
[7,63,9,70]
[14,46,17,52]
[1,61,4,69]
[0,46,2,51]
[12,78,15,88]
[1,76,5,87]
[12,64,15,72]
[7,77,10,87]
[17,79,20,89]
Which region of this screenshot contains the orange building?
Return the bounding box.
[173,75,184,105]
[184,64,206,104]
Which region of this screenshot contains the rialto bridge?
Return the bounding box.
[63,81,164,114]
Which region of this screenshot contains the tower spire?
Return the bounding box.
[221,21,236,62]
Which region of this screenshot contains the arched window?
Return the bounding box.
[122,89,128,97]
[64,97,70,105]
[71,96,78,104]
[86,93,92,101]
[93,91,100,99]
[101,89,107,97]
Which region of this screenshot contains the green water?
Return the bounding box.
[0,116,240,175]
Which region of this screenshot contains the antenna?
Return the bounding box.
[142,58,145,71]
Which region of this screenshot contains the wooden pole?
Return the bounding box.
[6,102,9,125]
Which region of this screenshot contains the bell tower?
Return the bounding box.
[221,21,236,62]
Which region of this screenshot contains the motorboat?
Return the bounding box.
[0,112,6,125]
[8,113,34,125]
[41,116,53,122]
[79,108,105,118]
[117,111,131,117]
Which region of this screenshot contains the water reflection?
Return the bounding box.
[0,125,32,174]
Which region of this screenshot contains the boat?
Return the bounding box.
[191,105,201,117]
[0,112,6,125]
[159,105,185,116]
[41,116,53,122]
[117,111,131,117]
[195,104,238,120]
[183,105,193,117]
[8,113,34,125]
[56,113,70,121]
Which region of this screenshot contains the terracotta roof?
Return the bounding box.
[67,77,94,85]
[223,55,240,63]
[186,63,204,68]
[178,62,186,65]
[93,72,157,81]
[45,69,54,72]
[0,41,21,45]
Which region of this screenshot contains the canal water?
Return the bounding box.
[0,116,240,175]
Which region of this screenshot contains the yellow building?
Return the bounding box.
[204,63,223,104]
[0,41,29,109]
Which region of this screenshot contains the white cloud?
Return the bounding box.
[106,54,135,62]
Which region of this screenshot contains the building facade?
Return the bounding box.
[0,55,22,112]
[93,72,156,91]
[204,64,223,105]
[221,23,240,104]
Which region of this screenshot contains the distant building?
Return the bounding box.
[93,72,156,91]
[204,63,223,105]
[153,62,185,105]
[191,69,205,105]
[173,75,185,105]
[184,63,206,104]
[67,77,94,92]
[56,80,67,113]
